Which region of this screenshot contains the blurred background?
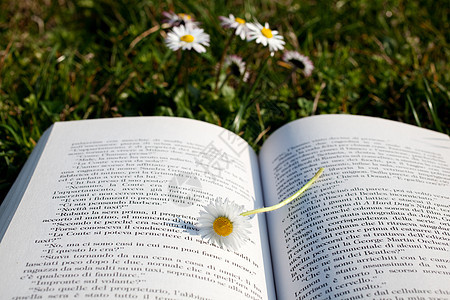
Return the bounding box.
[0,0,449,201]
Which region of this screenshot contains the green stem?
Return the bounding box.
[215,34,235,93]
[244,55,269,102]
[240,168,324,217]
[183,52,194,119]
[282,67,297,87]
[169,51,186,87]
[218,72,232,92]
[231,55,269,132]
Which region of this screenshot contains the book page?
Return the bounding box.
[0,117,274,300]
[259,115,450,300]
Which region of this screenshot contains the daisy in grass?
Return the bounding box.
[247,21,285,53]
[162,11,198,27]
[224,55,249,81]
[165,24,210,53]
[219,14,249,40]
[198,199,251,250]
[198,168,324,249]
[282,51,314,77]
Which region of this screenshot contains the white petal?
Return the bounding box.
[193,43,206,53]
[173,25,185,36]
[246,23,259,32]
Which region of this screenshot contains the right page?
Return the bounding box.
[259,114,450,300]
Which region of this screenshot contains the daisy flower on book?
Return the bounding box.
[247,21,285,54]
[165,24,210,53]
[198,168,324,249]
[282,51,314,77]
[198,199,251,250]
[219,14,249,40]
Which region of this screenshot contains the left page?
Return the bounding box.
[0,126,52,237]
[0,117,274,300]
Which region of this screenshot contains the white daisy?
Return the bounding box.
[219,14,249,40]
[247,21,285,53]
[224,55,249,82]
[165,24,210,53]
[282,51,314,77]
[162,11,199,28]
[198,199,251,250]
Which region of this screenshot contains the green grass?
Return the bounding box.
[0,0,449,201]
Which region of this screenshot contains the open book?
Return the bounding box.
[1,115,449,300]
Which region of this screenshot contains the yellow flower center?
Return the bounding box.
[261,27,273,38]
[180,35,194,43]
[213,217,233,237]
[178,13,191,20]
[235,17,245,24]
